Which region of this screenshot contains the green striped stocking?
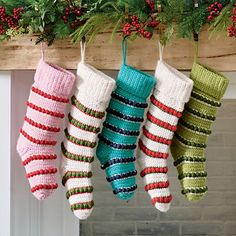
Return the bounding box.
[170,62,229,201]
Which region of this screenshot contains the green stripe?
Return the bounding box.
[71,201,94,211]
[175,133,207,148]
[181,177,206,189]
[177,162,205,175]
[185,106,216,121]
[177,125,207,144]
[171,137,205,161]
[182,186,208,194]
[179,118,211,135]
[178,171,207,180]
[61,143,94,163]
[174,156,206,166]
[191,91,221,107]
[64,129,96,148]
[66,186,93,199]
[68,113,100,133]
[182,112,212,131]
[71,96,105,119]
[188,97,217,117]
[62,171,92,186]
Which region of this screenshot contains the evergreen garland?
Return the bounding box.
[0,0,235,46]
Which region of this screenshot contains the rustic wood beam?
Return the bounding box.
[0,30,235,71]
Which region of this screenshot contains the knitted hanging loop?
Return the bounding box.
[137,40,193,212]
[80,39,86,64]
[158,41,164,61]
[193,35,199,63]
[41,42,45,60]
[96,40,156,201]
[122,39,128,65]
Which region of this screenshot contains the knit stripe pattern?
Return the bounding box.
[170,62,229,201]
[61,62,115,220]
[96,63,155,201]
[137,60,193,212]
[16,59,75,200]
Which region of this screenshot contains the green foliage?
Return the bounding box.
[209,2,234,37]
[177,3,208,40]
[0,0,235,45]
[0,0,29,12]
[71,0,124,43]
[19,0,65,43]
[72,12,124,43]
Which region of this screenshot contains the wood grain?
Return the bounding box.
[0,30,235,71]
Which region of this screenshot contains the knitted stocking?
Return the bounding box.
[17,59,75,200]
[137,60,193,212]
[96,53,155,200]
[61,62,115,220]
[170,62,229,201]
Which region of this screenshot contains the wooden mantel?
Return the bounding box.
[0,29,235,71]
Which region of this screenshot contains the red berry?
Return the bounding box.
[135,23,141,29]
[218,3,223,9]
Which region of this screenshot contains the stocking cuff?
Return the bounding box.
[117,64,155,99]
[76,62,116,103]
[155,60,193,103]
[190,62,229,100]
[34,59,75,96]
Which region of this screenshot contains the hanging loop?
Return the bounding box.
[158,40,164,61]
[193,0,199,62]
[194,39,199,63]
[194,0,199,8]
[80,37,86,63]
[157,1,161,13]
[193,0,199,42]
[122,39,128,65]
[125,4,129,19]
[41,42,45,61]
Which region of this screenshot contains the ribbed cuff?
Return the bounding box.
[190,62,229,100]
[117,64,155,99]
[76,62,116,103]
[34,59,75,97]
[155,60,193,103]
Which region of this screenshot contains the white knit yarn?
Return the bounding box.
[145,121,173,139]
[70,106,101,127]
[67,124,97,143]
[61,62,115,220]
[138,59,193,213]
[141,136,169,153]
[138,153,167,168]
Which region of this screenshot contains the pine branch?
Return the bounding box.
[71,12,123,43]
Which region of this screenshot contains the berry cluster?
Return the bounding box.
[228,4,236,37]
[123,15,159,40]
[13,7,24,20]
[0,6,23,35]
[207,2,223,21]
[0,24,4,34]
[146,0,155,12]
[61,3,84,29]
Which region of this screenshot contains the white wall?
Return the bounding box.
[0,72,11,236]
